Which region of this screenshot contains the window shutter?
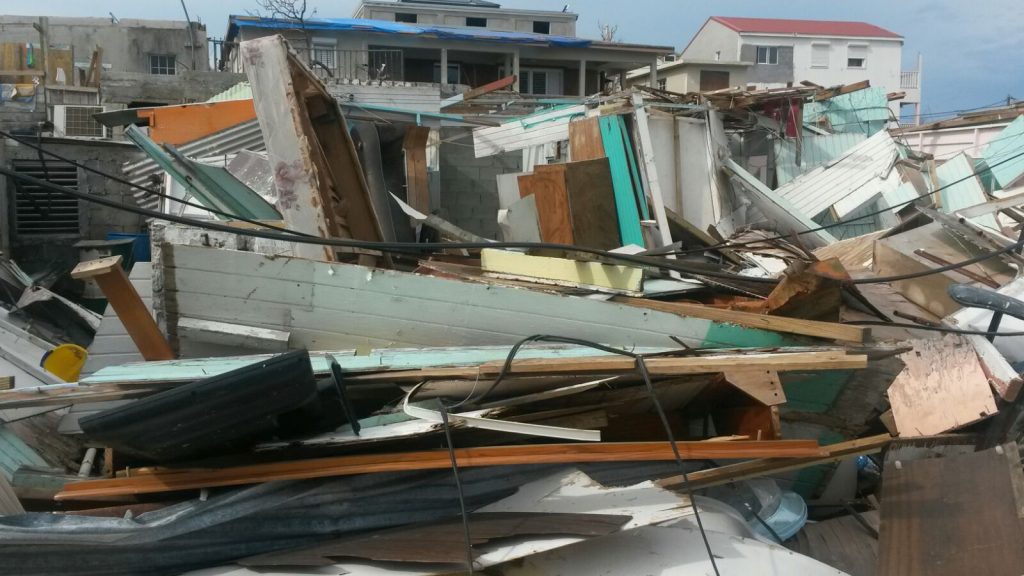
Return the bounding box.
[811,44,830,67]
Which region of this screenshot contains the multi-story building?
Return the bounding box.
[678,17,922,121]
[221,0,671,99]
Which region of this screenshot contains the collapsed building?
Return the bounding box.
[0,4,1023,576]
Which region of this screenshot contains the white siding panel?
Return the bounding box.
[473,105,585,158]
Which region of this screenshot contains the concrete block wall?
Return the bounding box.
[438,127,521,239]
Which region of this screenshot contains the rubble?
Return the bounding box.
[0,10,1023,576]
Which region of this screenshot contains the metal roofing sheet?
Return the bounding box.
[711,16,902,38]
[982,115,1024,189]
[938,152,999,230]
[804,87,890,136]
[774,132,868,186]
[775,130,901,219]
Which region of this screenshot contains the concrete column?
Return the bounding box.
[440,48,448,85]
[512,49,521,92]
[578,59,587,97]
[649,57,659,88]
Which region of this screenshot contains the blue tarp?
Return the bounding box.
[229,16,593,48]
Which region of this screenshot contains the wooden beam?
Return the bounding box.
[402,126,432,214]
[722,370,785,406]
[657,434,892,491]
[0,382,158,410]
[813,80,870,101]
[0,69,44,77]
[56,440,826,500]
[612,296,867,343]
[71,256,174,361]
[347,350,868,383]
[441,75,516,109]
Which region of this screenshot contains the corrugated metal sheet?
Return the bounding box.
[803,87,890,136]
[982,115,1024,188]
[123,120,266,211]
[774,133,867,186]
[775,130,902,220]
[937,152,999,230]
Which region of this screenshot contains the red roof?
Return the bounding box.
[710,16,901,39]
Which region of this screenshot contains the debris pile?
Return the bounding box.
[1,33,1024,576]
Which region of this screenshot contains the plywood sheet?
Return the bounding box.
[568,116,605,161]
[887,334,997,436]
[563,158,620,249]
[877,443,1024,575]
[518,165,573,244]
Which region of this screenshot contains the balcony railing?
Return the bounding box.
[292,48,405,83]
[900,70,919,90]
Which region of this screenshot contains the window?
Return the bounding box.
[432,62,460,83]
[811,43,830,68]
[533,21,550,34]
[395,12,417,23]
[312,43,337,72]
[658,78,667,91]
[699,70,730,91]
[847,45,867,69]
[755,46,779,65]
[466,17,487,27]
[149,54,176,75]
[518,68,563,95]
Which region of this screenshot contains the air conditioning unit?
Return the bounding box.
[53,105,108,139]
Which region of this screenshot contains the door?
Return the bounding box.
[699,70,730,91]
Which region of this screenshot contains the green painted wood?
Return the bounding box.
[618,115,650,220]
[599,116,645,246]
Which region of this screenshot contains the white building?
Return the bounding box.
[680,17,922,122]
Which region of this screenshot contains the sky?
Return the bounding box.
[6,0,1022,119]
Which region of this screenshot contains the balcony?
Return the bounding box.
[292,48,405,83]
[900,70,919,90]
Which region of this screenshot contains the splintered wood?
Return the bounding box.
[887,334,998,437]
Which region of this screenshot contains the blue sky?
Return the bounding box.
[7,0,1022,119]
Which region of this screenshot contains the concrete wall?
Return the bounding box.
[355,2,578,36]
[0,138,147,268]
[740,44,795,84]
[438,127,521,239]
[0,16,208,74]
[681,19,740,61]
[643,63,749,93]
[101,70,246,106]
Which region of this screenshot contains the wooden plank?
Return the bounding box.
[441,75,517,108]
[612,297,867,343]
[71,256,174,361]
[402,126,431,214]
[657,434,892,491]
[877,443,1024,575]
[887,335,998,437]
[56,440,826,500]
[0,69,44,77]
[0,383,158,410]
[481,249,643,294]
[348,350,867,383]
[630,95,674,248]
[568,116,605,161]
[176,317,290,352]
[599,115,646,246]
[519,164,574,244]
[563,158,622,250]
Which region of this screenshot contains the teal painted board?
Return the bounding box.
[803,87,889,136]
[982,115,1024,189]
[781,370,852,413]
[0,425,48,480]
[599,116,645,245]
[937,153,999,230]
[618,116,650,220]
[774,133,868,186]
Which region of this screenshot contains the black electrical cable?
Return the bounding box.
[843,320,1024,337]
[469,334,723,576]
[0,166,784,284]
[0,129,317,238]
[438,402,475,575]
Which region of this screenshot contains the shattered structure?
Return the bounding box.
[1,6,1024,576]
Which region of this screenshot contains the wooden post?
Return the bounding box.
[71,256,174,361]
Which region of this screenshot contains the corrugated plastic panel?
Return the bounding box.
[938,153,999,230]
[982,115,1024,189]
[775,130,901,219]
[775,132,867,186]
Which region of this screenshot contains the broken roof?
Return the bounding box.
[710,16,902,39]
